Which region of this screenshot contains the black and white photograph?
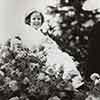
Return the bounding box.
[0,0,100,100]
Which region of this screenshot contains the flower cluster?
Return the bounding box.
[0,37,85,100]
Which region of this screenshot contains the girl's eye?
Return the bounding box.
[33,18,36,20]
[38,18,41,20]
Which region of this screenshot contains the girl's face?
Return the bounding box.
[30,12,42,30]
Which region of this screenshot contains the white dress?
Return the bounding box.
[22,25,83,89]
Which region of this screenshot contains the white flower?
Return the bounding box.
[95,14,100,21]
[95,79,100,85]
[82,19,94,28]
[40,22,50,33]
[45,75,51,82]
[71,20,78,26]
[82,0,100,10]
[46,66,56,75]
[0,58,4,64]
[48,96,61,100]
[1,52,7,58]
[65,0,69,3]
[90,73,100,85]
[9,97,19,100]
[58,6,74,11]
[29,63,39,70]
[4,77,11,85]
[53,27,62,37]
[37,72,45,80]
[85,94,100,100]
[72,77,84,89]
[68,10,75,17]
[47,0,61,7]
[90,73,100,81]
[0,63,9,70]
[0,70,4,77]
[9,80,18,91]
[23,77,30,85]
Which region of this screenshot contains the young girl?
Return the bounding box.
[25,10,44,30]
[25,10,83,89]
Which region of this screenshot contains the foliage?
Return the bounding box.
[42,0,100,78]
[0,41,86,100]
